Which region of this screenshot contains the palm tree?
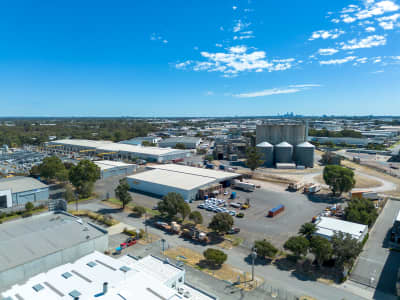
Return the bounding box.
[298,222,317,240]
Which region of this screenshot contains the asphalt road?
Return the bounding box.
[350,199,400,299]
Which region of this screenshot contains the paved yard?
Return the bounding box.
[350,199,400,298]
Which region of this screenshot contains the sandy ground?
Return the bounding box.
[313,173,383,189]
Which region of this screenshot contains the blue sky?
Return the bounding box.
[0,0,399,117]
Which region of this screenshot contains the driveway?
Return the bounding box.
[350,199,400,298]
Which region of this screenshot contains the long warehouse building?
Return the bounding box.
[47,139,191,163]
[126,164,240,201]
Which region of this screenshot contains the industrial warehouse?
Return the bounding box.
[0,177,49,209]
[127,164,240,201]
[0,211,108,290]
[94,160,137,179]
[46,139,191,163]
[256,123,315,168]
[1,252,217,300]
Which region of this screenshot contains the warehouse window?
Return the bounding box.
[69,290,81,298]
[119,266,131,273]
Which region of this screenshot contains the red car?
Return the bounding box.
[120,238,137,249]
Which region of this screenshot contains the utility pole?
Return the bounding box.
[161,238,166,255]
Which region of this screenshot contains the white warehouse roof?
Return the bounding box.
[127,169,216,191]
[1,252,185,300]
[94,160,135,170]
[316,217,368,241]
[149,164,239,181]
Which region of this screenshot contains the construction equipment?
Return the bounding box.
[303,184,321,194]
[181,228,209,244]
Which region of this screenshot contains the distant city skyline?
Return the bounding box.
[0,0,399,116]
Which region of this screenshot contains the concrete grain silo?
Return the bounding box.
[256,141,274,167]
[295,142,315,168]
[274,141,293,164]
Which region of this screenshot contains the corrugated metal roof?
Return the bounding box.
[296,141,315,148]
[0,212,106,273]
[127,169,215,191]
[0,177,48,193]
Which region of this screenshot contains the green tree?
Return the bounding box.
[115,179,133,209]
[310,236,332,267]
[189,211,203,225]
[331,232,363,269]
[64,184,76,202]
[254,239,278,259]
[180,202,191,220]
[284,236,310,259]
[142,141,156,147]
[38,156,68,182]
[203,248,227,267]
[298,222,317,240]
[245,147,264,171]
[175,143,186,149]
[323,165,356,196]
[29,165,40,177]
[69,160,100,198]
[157,192,188,219]
[25,201,34,212]
[208,212,234,234]
[132,205,146,217]
[345,198,377,227]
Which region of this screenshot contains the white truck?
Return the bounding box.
[232,180,256,192]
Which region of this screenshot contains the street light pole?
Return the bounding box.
[251,248,257,282]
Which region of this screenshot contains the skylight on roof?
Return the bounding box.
[32,283,44,292]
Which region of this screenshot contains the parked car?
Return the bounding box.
[120,238,137,249]
[228,227,240,234]
[236,212,244,218]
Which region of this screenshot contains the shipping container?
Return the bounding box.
[268,204,285,217]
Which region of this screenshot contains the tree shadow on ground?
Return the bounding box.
[197,259,223,271]
[305,193,346,204]
[243,254,272,266]
[97,207,123,215]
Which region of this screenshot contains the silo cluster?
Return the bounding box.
[256,142,274,167]
[274,141,293,163]
[294,141,315,168]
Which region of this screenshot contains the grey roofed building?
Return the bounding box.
[0,177,49,209]
[158,137,202,149]
[0,177,48,194]
[0,211,108,290]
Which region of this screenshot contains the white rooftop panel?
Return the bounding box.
[316,217,367,239]
[149,164,239,181]
[127,169,215,191]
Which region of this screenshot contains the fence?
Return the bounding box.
[251,282,303,300]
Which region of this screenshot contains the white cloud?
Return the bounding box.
[233,84,320,98]
[354,57,368,65]
[309,29,345,40]
[371,69,384,73]
[205,91,214,96]
[176,45,298,76]
[215,43,223,47]
[341,4,360,14]
[232,6,237,10]
[331,18,340,23]
[175,60,193,69]
[365,26,376,32]
[340,35,386,50]
[233,19,251,32]
[150,33,168,44]
[355,1,399,20]
[318,48,339,56]
[373,57,382,63]
[342,15,357,23]
[377,13,400,29]
[319,56,357,65]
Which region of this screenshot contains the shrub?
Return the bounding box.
[203,248,227,266]
[132,206,146,217]
[22,212,32,218]
[254,239,278,259]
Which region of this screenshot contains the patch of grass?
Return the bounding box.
[165,246,263,290]
[225,235,243,247]
[69,210,119,227]
[105,198,160,216]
